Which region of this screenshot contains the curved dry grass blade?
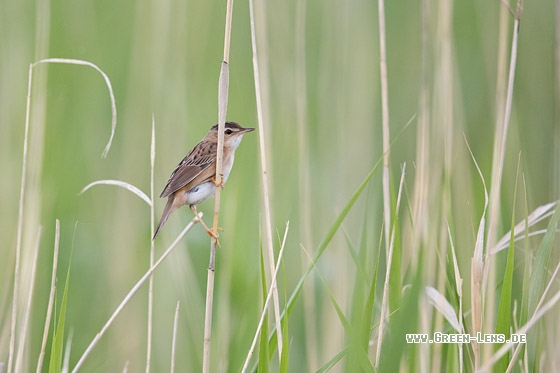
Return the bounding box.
[12,58,116,372]
[32,58,117,158]
[425,286,461,333]
[490,201,558,254]
[464,135,488,369]
[80,180,152,206]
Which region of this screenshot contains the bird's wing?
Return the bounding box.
[159,141,217,198]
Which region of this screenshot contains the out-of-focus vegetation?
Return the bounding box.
[1,0,559,371]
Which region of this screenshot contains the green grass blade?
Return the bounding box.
[316,268,373,371]
[493,157,521,372]
[49,249,73,373]
[315,347,348,373]
[257,122,414,372]
[257,243,270,373]
[261,159,382,363]
[388,175,402,312]
[378,254,422,372]
[526,204,560,368]
[362,228,383,349]
[279,262,289,373]
[527,206,560,314]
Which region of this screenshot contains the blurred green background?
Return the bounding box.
[1,0,559,371]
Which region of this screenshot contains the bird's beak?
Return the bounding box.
[242,127,255,133]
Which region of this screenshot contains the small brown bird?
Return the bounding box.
[153,121,254,240]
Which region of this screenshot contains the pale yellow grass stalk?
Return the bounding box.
[146,116,156,373]
[432,2,455,369]
[8,63,34,373]
[376,7,393,328]
[465,137,489,369]
[15,226,41,373]
[203,0,234,370]
[377,0,391,254]
[413,2,432,369]
[170,301,180,373]
[249,0,283,358]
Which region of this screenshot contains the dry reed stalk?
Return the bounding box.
[373,0,392,366]
[248,0,283,358]
[377,0,391,257]
[465,137,488,369]
[413,2,432,369]
[203,0,234,370]
[15,226,41,373]
[8,63,34,373]
[146,117,156,373]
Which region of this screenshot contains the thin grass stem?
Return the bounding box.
[36,220,60,372]
[8,62,34,373]
[71,216,200,372]
[377,0,391,253]
[170,301,180,373]
[146,116,156,373]
[15,226,41,372]
[241,222,289,372]
[203,1,234,370]
[375,164,406,367]
[248,0,283,359]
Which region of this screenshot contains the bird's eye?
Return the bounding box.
[225,129,233,135]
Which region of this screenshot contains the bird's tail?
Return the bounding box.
[153,196,174,240]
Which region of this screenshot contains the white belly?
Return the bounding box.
[184,182,215,205]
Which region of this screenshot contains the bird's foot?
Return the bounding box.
[212,175,225,189]
[191,205,221,246]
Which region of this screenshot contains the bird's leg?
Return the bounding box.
[212,174,225,189]
[190,205,221,245]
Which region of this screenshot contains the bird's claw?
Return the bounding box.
[204,227,221,246]
[212,175,225,189]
